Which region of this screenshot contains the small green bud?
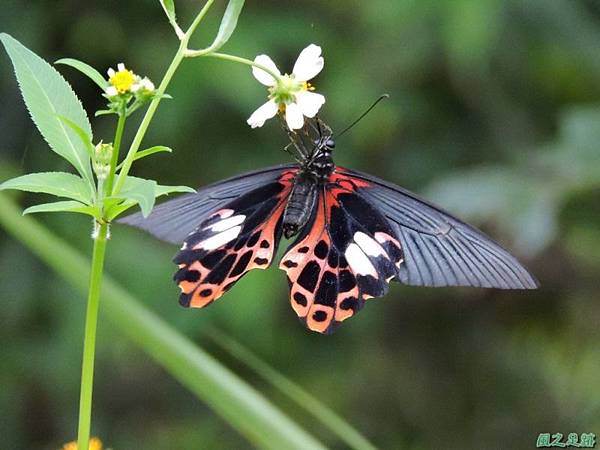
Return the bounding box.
[93,142,113,180]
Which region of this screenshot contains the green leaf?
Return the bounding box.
[209,0,245,51]
[104,184,194,221]
[55,58,107,89]
[136,145,172,161]
[207,328,378,450]
[0,33,93,182]
[57,115,95,158]
[94,109,114,117]
[0,193,328,450]
[105,178,194,220]
[104,201,137,222]
[0,172,94,204]
[117,176,157,217]
[155,183,195,197]
[159,0,177,24]
[116,146,172,169]
[23,200,100,218]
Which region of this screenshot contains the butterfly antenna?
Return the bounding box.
[336,94,390,138]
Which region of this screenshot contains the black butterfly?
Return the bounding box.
[121,118,538,334]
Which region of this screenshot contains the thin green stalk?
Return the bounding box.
[104,109,127,196]
[74,4,219,445]
[113,47,185,195]
[77,223,108,450]
[113,0,216,195]
[189,51,282,81]
[185,0,216,39]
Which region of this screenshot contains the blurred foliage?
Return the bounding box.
[0,0,599,449]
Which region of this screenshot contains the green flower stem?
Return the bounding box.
[77,222,108,450]
[104,108,126,197]
[76,4,221,442]
[113,0,215,195]
[187,51,282,82]
[112,48,184,195]
[185,0,215,39]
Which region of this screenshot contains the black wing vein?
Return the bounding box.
[119,164,296,244]
[345,168,538,289]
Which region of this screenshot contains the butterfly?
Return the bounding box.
[120,118,538,334]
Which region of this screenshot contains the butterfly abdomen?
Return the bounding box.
[282,173,319,239]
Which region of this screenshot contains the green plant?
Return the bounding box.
[0,2,372,449]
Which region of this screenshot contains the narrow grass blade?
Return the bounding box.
[207,328,378,450]
[0,193,328,450]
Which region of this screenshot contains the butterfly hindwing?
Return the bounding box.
[280,173,403,334]
[174,169,296,308]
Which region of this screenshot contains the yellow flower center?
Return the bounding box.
[60,437,103,450]
[109,69,135,93]
[302,81,315,91]
[270,75,316,112]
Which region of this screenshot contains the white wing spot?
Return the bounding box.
[345,243,377,276]
[209,214,245,232]
[217,209,235,219]
[354,231,387,258]
[198,226,242,250]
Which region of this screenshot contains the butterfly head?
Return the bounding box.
[315,136,335,153]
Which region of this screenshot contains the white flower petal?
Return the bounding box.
[292,44,324,81]
[142,78,155,91]
[285,102,304,130]
[117,63,126,71]
[252,55,281,86]
[247,99,278,128]
[105,86,118,96]
[296,91,325,118]
[107,68,115,77]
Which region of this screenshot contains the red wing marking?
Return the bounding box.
[174,169,296,308]
[280,170,403,334]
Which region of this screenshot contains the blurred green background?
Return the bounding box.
[1,1,599,449]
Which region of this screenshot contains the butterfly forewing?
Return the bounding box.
[336,168,539,289]
[118,164,296,243]
[280,172,403,334]
[174,169,297,308]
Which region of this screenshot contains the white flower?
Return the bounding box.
[105,63,136,95]
[247,44,326,130]
[104,63,155,99]
[131,76,155,93]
